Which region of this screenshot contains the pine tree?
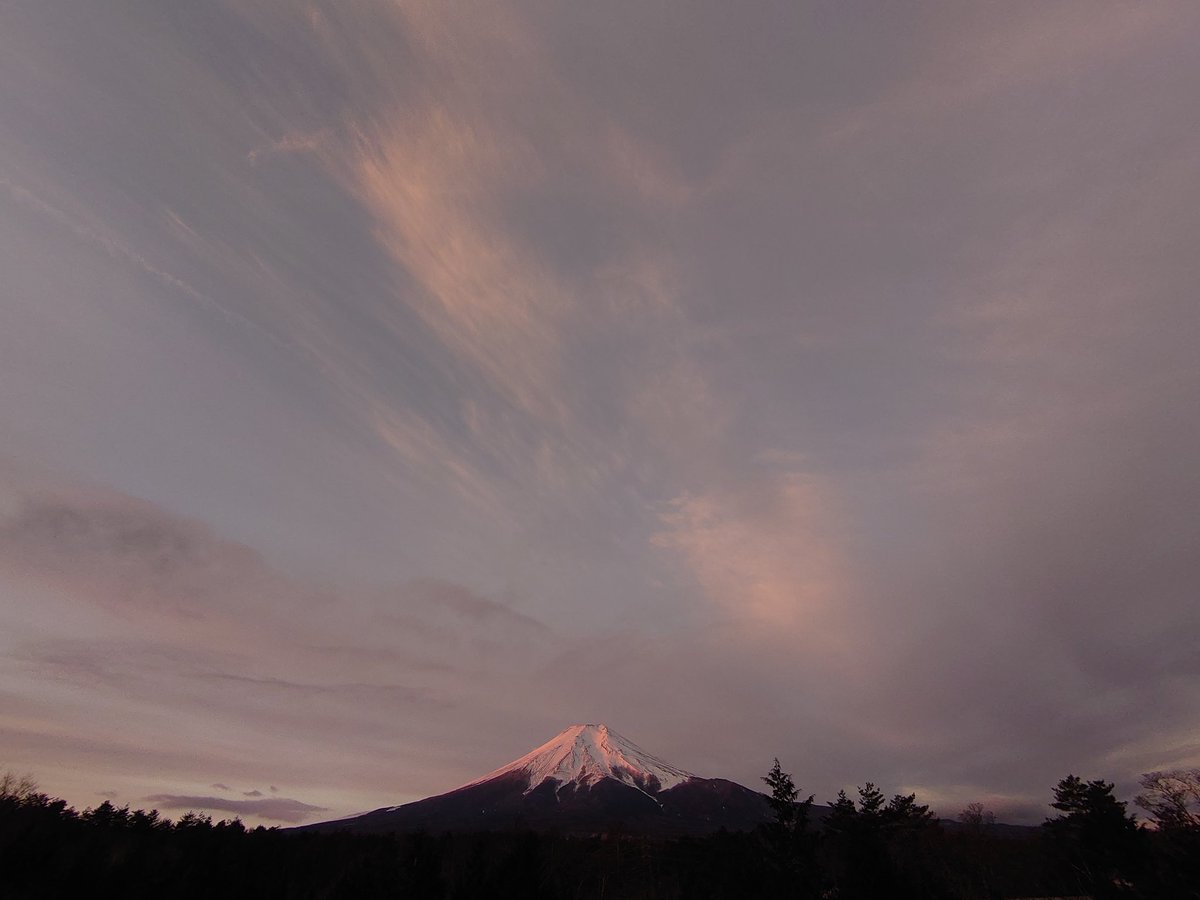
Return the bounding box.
[761,759,818,897]
[1044,775,1142,897]
[763,758,801,831]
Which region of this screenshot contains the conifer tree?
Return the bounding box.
[761,759,818,898]
[1044,775,1142,897]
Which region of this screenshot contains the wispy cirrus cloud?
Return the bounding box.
[352,107,570,422]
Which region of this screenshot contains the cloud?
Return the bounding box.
[0,480,571,816]
[351,107,570,421]
[210,783,231,792]
[279,1,704,535]
[651,472,851,642]
[404,578,548,632]
[242,789,262,797]
[0,177,290,354]
[247,130,330,165]
[0,491,268,620]
[145,794,327,824]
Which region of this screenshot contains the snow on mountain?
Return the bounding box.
[460,723,695,795]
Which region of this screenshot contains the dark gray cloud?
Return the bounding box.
[0,498,253,573]
[0,492,270,618]
[145,794,327,824]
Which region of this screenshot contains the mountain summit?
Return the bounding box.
[302,724,772,836]
[461,723,694,795]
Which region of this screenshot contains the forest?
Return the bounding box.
[1,767,1197,898]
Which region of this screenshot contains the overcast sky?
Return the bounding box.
[2,1,1198,826]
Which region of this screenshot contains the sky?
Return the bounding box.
[1,1,1198,827]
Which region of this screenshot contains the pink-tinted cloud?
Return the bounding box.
[651,474,850,639]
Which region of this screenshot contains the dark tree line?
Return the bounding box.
[2,766,1198,898]
[758,762,1200,900]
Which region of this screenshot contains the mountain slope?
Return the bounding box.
[302,724,773,836]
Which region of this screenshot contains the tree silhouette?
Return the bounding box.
[1136,770,1200,898]
[1044,775,1142,897]
[957,801,995,831]
[1136,770,1200,832]
[763,758,812,832]
[761,759,818,898]
[823,783,942,899]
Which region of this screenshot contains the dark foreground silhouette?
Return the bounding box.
[1,769,1196,899]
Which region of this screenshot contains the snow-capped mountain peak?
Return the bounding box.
[463,723,695,794]
[307,723,775,836]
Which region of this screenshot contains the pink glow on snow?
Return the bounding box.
[461,724,695,794]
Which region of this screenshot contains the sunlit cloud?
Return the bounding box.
[352,108,571,422]
[652,475,847,633]
[246,130,331,166]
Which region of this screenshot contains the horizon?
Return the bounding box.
[2,2,1198,830]
[2,719,1083,828]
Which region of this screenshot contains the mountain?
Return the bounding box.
[301,723,773,836]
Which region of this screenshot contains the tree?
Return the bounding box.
[825,789,856,830]
[82,800,132,828]
[761,759,818,898]
[1136,770,1200,898]
[856,783,886,819]
[953,802,1002,898]
[957,802,995,831]
[129,807,169,832]
[1136,770,1200,832]
[1044,775,1142,897]
[0,772,39,804]
[175,810,214,830]
[763,758,812,833]
[883,791,935,828]
[823,784,942,899]
[1047,775,1138,834]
